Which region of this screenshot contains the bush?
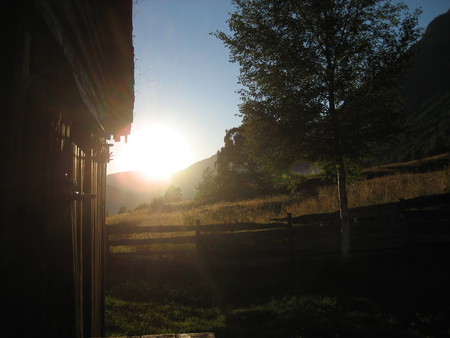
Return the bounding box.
[118,206,128,214]
[134,203,149,211]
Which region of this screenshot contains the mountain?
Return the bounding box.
[389,10,450,162]
[405,10,450,114]
[106,154,217,214]
[105,184,152,216]
[170,154,217,198]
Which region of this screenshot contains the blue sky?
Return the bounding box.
[107,0,450,175]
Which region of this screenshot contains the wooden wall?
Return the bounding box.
[0,2,118,337]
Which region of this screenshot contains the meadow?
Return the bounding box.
[107,169,450,226]
[105,169,450,337]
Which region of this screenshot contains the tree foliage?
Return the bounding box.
[215,0,422,173]
[195,167,218,202]
[215,0,422,258]
[196,128,272,202]
[164,184,183,202]
[215,127,268,199]
[118,206,128,214]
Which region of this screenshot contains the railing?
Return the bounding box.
[107,193,450,264]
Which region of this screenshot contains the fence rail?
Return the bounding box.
[107,193,450,263]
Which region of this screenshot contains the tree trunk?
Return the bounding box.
[337,162,350,260]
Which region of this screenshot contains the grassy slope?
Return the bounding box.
[107,169,449,226]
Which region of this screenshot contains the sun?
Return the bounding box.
[116,124,193,180]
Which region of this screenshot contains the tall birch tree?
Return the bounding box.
[215,0,421,258]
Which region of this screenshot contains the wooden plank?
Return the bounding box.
[201,228,288,244]
[352,241,405,251]
[351,244,404,254]
[410,234,450,242]
[107,222,287,235]
[111,250,195,256]
[352,233,405,244]
[407,219,450,233]
[201,247,288,258]
[109,235,196,246]
[111,333,215,338]
[107,224,196,234]
[405,209,450,220]
[296,237,340,249]
[350,202,402,219]
[198,222,287,232]
[142,333,215,338]
[283,202,403,225]
[271,193,448,227]
[290,211,339,224]
[295,246,341,256]
[404,193,450,209]
[294,225,340,240]
[351,218,404,234]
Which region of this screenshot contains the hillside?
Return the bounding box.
[170,154,217,198]
[389,9,450,162]
[106,184,152,216]
[106,154,217,214]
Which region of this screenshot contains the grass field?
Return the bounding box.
[107,169,449,227]
[105,169,450,337]
[105,246,450,337]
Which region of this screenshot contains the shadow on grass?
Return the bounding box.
[105,245,450,337]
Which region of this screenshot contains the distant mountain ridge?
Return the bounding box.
[106,154,217,214]
[390,9,450,162]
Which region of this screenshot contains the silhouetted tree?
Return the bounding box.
[215,0,422,258]
[195,167,218,202]
[118,206,128,214]
[164,184,183,202]
[148,196,165,212]
[215,127,267,199]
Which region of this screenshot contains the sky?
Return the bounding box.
[107,0,450,176]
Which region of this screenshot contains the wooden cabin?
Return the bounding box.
[0,1,134,336]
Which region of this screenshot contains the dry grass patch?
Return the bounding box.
[107,170,449,227]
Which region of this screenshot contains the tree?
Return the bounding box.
[195,167,219,202]
[118,206,128,214]
[239,100,312,191]
[164,184,183,202]
[215,0,422,258]
[215,127,267,199]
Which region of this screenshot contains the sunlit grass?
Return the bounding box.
[347,171,449,206]
[107,169,449,227]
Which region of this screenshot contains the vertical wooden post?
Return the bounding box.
[195,219,201,251]
[399,198,410,246]
[287,213,294,262]
[104,224,110,258]
[337,165,351,260]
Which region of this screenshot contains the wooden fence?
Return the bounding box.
[107,193,450,264]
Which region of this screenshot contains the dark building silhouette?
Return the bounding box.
[0,1,134,336]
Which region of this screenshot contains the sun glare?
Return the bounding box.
[117,124,193,180]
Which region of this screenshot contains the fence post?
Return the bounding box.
[287,213,295,262]
[195,219,202,250]
[105,224,110,258]
[399,198,410,246]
